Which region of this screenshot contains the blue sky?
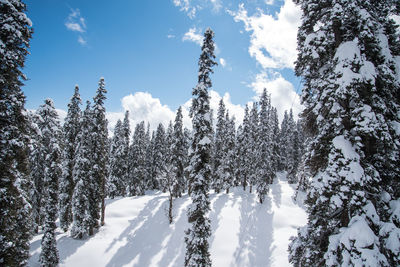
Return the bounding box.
[23,0,302,130]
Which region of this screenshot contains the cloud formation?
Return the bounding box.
[230,0,301,69]
[173,0,223,18]
[182,27,204,46]
[250,71,302,121]
[65,8,87,46]
[219,58,226,67]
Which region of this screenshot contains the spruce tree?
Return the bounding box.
[108,120,124,198]
[184,28,216,267]
[128,121,147,196]
[220,112,235,194]
[91,77,108,227]
[71,101,92,239]
[0,0,33,264]
[257,89,273,203]
[289,1,400,265]
[59,85,81,232]
[121,111,131,195]
[248,102,259,193]
[37,99,62,267]
[29,111,45,233]
[152,123,166,190]
[171,107,186,198]
[212,99,226,193]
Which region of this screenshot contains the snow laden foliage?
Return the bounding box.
[280,109,303,183]
[171,106,187,198]
[212,99,226,193]
[128,121,147,196]
[107,111,130,198]
[152,123,167,191]
[59,85,81,232]
[36,99,62,267]
[289,1,400,266]
[71,101,93,239]
[108,120,125,198]
[91,78,108,227]
[185,28,216,267]
[0,0,33,265]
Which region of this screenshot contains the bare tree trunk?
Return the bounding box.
[100,177,105,226]
[168,193,173,224]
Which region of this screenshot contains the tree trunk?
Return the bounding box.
[168,194,173,224]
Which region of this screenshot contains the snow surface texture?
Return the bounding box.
[28,172,306,267]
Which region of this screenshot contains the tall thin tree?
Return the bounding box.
[184,28,217,267]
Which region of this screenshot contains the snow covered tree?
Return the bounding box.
[71,101,92,239]
[185,28,216,267]
[248,102,259,193]
[37,99,62,267]
[270,107,281,174]
[121,111,131,194]
[0,0,33,264]
[237,105,251,190]
[59,85,81,232]
[28,111,45,233]
[108,120,124,198]
[257,89,273,203]
[220,112,235,194]
[171,106,186,198]
[128,121,147,196]
[289,1,400,266]
[91,77,108,227]
[212,99,226,193]
[152,123,166,190]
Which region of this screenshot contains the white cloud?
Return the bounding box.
[250,71,302,121]
[230,0,301,69]
[77,36,87,45]
[173,0,223,18]
[121,92,176,132]
[167,34,176,39]
[182,27,204,46]
[219,58,226,67]
[65,8,88,46]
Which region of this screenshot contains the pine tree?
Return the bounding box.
[270,107,280,174]
[257,89,273,203]
[108,120,124,198]
[152,123,166,191]
[59,85,82,232]
[239,105,251,190]
[248,102,259,193]
[185,28,216,267]
[220,112,235,194]
[71,101,92,239]
[0,0,33,264]
[37,99,62,267]
[289,1,400,265]
[171,107,186,198]
[29,112,46,233]
[91,77,108,227]
[121,111,131,195]
[212,99,226,193]
[128,121,147,196]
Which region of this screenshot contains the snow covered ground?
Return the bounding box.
[28,172,307,267]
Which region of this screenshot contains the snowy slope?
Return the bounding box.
[28,172,306,267]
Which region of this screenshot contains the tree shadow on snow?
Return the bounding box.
[28,229,89,266]
[209,192,230,246]
[105,195,186,267]
[271,179,282,208]
[156,195,191,266]
[232,190,274,267]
